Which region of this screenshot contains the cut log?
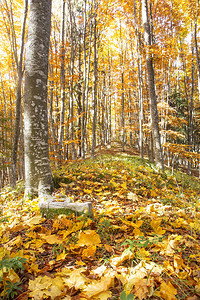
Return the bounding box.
[38,195,93,218]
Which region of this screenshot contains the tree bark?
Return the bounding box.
[24,0,54,197]
[91,1,98,158]
[58,0,66,165]
[11,0,28,188]
[142,0,164,170]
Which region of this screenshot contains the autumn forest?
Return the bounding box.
[0,0,200,299]
[0,0,199,189]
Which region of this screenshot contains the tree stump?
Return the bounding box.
[38,195,93,219]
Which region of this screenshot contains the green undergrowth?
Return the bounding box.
[53,153,200,209]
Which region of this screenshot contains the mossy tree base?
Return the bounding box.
[38,195,93,219]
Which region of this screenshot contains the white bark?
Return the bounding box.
[24,0,53,197]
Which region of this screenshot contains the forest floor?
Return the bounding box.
[0,144,200,300]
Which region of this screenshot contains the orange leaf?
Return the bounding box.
[82,245,96,259]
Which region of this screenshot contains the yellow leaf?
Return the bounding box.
[134,278,154,300]
[110,249,134,267]
[29,275,52,291]
[121,182,127,189]
[93,291,112,299]
[76,260,86,266]
[39,233,62,244]
[63,267,89,290]
[29,263,40,275]
[82,245,96,259]
[174,254,184,270]
[25,216,43,227]
[163,260,174,274]
[150,219,166,235]
[5,269,20,284]
[32,239,44,249]
[137,248,150,260]
[83,269,115,297]
[165,236,179,256]
[83,189,92,194]
[13,235,23,247]
[195,279,200,293]
[77,230,101,247]
[155,281,177,300]
[133,227,143,237]
[91,264,107,277]
[29,275,64,300]
[57,250,66,261]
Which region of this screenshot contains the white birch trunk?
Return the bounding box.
[24,0,54,197]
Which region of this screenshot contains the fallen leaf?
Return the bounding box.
[134,278,154,300]
[93,291,112,299]
[39,233,62,244]
[63,268,89,290]
[104,244,113,252]
[155,280,177,300]
[57,250,67,261]
[29,275,64,300]
[25,216,43,227]
[91,264,107,277]
[83,269,115,297]
[150,219,166,235]
[110,249,134,267]
[77,230,101,247]
[82,245,96,259]
[174,254,184,270]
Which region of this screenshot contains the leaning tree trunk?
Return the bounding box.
[24,0,54,198]
[142,0,164,170]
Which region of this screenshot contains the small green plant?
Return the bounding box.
[123,235,163,252]
[0,256,27,273]
[3,281,21,299]
[120,291,134,300]
[0,256,27,299]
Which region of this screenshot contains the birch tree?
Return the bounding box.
[24,0,54,197]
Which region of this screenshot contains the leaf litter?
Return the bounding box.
[0,152,200,299]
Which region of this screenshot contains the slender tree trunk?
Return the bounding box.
[11,0,28,188]
[91,2,98,158]
[194,5,200,104]
[108,47,112,146]
[120,22,125,152]
[77,30,82,157]
[134,0,144,158]
[142,0,164,170]
[58,0,66,165]
[24,0,53,197]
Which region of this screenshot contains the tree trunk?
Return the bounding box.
[142,0,164,170]
[134,0,144,158]
[58,0,66,165]
[24,0,54,198]
[91,2,98,158]
[11,0,28,188]
[194,0,200,104]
